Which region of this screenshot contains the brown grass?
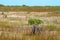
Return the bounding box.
[0,30,60,40]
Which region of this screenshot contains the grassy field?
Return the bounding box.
[0,31,60,40]
[0,5,60,40]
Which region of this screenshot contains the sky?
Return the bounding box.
[0,0,60,6]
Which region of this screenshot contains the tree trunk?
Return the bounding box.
[32,24,39,34]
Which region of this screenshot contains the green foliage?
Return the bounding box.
[28,18,43,25]
[0,4,4,7]
[22,4,27,7]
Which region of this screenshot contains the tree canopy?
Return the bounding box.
[28,18,43,25]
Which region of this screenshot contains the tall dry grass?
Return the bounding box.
[0,31,60,40]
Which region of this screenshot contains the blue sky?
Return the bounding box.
[0,0,60,6]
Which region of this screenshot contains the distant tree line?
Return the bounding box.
[0,4,5,7]
[0,4,60,12]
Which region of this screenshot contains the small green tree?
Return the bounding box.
[28,18,43,34]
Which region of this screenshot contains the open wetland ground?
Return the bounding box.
[0,12,60,40]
